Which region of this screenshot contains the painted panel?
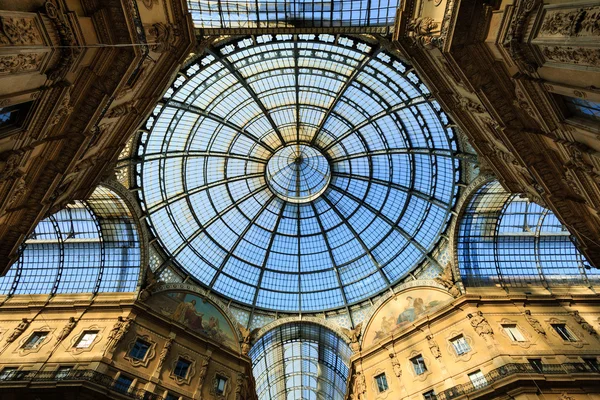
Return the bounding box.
[148,290,237,349]
[364,287,453,346]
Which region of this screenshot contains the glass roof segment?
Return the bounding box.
[187,0,400,31]
[0,186,141,296]
[249,322,352,400]
[136,34,461,312]
[457,180,599,288]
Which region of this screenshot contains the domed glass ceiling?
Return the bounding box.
[136,34,461,312]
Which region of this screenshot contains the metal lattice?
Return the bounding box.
[135,34,462,312]
[249,322,352,400]
[187,0,400,31]
[0,186,142,296]
[457,181,598,288]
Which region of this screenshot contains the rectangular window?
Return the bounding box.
[55,366,73,380]
[129,339,151,360]
[423,390,437,400]
[563,96,600,123]
[583,358,599,372]
[165,393,180,400]
[552,324,578,342]
[173,358,191,378]
[411,355,427,375]
[450,335,471,355]
[114,375,133,393]
[468,370,487,389]
[215,376,228,395]
[374,373,388,392]
[0,368,17,381]
[502,324,526,342]
[528,359,543,373]
[75,331,98,349]
[0,102,32,136]
[22,331,49,350]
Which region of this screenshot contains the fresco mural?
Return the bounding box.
[364,287,453,346]
[148,291,237,349]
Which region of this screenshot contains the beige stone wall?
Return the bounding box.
[349,285,600,400]
[0,291,256,400]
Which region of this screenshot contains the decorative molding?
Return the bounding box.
[445,331,476,362]
[541,46,600,68]
[497,318,533,348]
[124,334,157,368]
[546,317,586,348]
[0,16,41,45]
[17,326,55,355]
[170,353,196,385]
[539,6,600,37]
[0,53,44,75]
[69,325,104,355]
[210,370,231,399]
[407,350,432,382]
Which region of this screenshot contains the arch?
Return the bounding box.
[249,321,352,400]
[147,282,243,344]
[0,185,143,297]
[455,180,598,288]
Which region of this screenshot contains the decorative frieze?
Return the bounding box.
[540,6,600,37]
[0,53,44,75]
[541,46,600,68]
[0,16,41,45]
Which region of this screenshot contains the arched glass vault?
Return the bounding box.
[135,34,462,313]
[457,180,599,288]
[249,322,352,400]
[0,186,142,297]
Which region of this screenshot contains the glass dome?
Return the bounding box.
[136,34,461,312]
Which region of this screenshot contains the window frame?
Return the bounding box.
[214,375,228,395]
[173,358,192,379]
[528,358,543,373]
[502,324,526,342]
[468,370,487,389]
[411,355,427,376]
[75,330,99,349]
[129,338,152,361]
[423,389,437,400]
[450,335,471,356]
[551,324,578,342]
[22,331,49,350]
[374,372,389,393]
[114,374,134,393]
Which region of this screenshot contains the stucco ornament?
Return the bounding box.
[389,352,402,377]
[524,310,546,336]
[468,311,494,342]
[0,17,40,45]
[105,316,133,353]
[434,262,461,298]
[427,335,442,358]
[341,322,363,352]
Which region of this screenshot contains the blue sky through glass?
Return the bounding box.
[137,34,460,312]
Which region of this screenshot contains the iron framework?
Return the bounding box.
[135,34,462,312]
[456,181,598,288]
[0,186,142,297]
[249,322,352,400]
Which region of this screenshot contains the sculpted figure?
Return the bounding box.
[341,322,363,352]
[56,317,77,343]
[389,352,402,378]
[6,318,29,343]
[238,324,259,356]
[408,17,438,35]
[354,371,366,400]
[524,310,546,336]
[197,358,210,389]
[106,316,133,353]
[157,338,173,370]
[572,311,597,336]
[468,311,494,341]
[427,335,442,358]
[434,262,461,298]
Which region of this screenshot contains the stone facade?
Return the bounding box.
[0,290,257,400]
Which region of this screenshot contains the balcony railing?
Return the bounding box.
[0,369,165,400]
[438,363,599,400]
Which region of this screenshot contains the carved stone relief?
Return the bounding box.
[0,16,41,45]
[540,6,600,37]
[0,53,44,75]
[541,46,600,68]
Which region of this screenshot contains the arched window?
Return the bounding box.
[0,186,142,296]
[250,322,352,400]
[457,181,598,288]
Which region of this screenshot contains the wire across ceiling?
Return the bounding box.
[136,34,461,312]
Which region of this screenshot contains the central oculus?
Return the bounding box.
[265,144,331,203]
